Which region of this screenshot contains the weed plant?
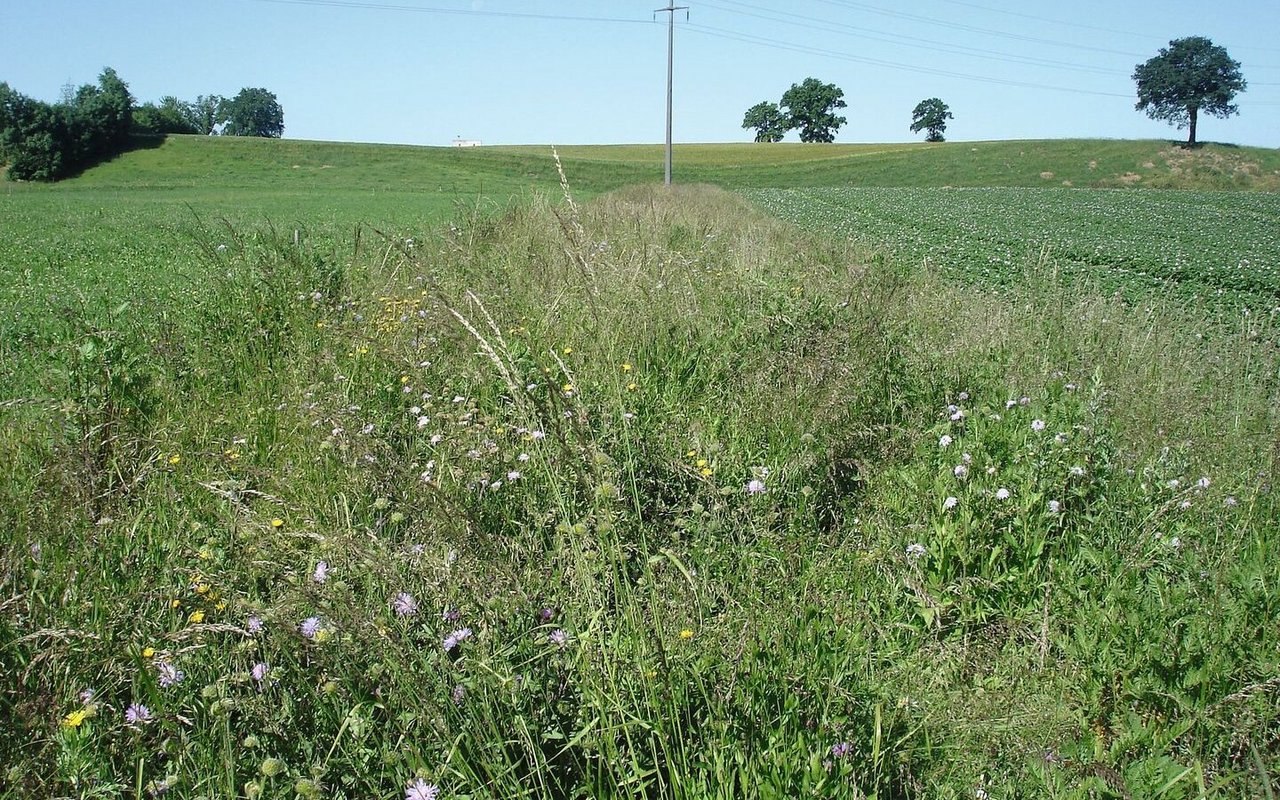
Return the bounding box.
[1,181,1278,799]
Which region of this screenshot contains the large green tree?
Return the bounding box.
[909,98,953,143]
[219,88,284,138]
[780,78,846,143]
[1133,36,1245,146]
[741,101,789,142]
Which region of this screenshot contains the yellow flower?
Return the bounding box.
[188,610,205,624]
[168,454,181,465]
[271,518,284,529]
[62,708,90,729]
[313,628,333,644]
[679,629,694,640]
[400,376,410,384]
[686,450,697,458]
[195,583,210,595]
[142,646,156,659]
[627,382,638,391]
[215,601,227,612]
[700,468,713,477]
[696,458,708,468]
[562,347,573,355]
[198,548,212,561]
[170,599,181,609]
[621,363,633,372]
[562,383,574,393]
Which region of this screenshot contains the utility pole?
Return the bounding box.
[656,5,687,186]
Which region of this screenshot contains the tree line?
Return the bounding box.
[742,37,1246,148]
[0,68,284,181]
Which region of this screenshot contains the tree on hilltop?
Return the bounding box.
[910,98,953,143]
[742,101,789,142]
[219,88,284,138]
[780,78,846,143]
[1133,36,1245,147]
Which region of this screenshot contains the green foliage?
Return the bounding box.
[741,101,788,143]
[1133,36,1246,146]
[220,88,285,138]
[133,96,200,136]
[0,68,134,181]
[779,78,847,143]
[909,97,953,143]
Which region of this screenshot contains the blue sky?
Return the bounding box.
[4,0,1278,147]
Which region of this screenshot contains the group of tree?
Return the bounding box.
[133,89,285,139]
[739,37,1244,149]
[742,77,848,142]
[1,69,285,181]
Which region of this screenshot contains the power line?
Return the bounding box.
[243,0,655,25]
[684,22,1135,99]
[705,0,1122,76]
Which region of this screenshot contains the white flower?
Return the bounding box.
[962,452,972,464]
[957,391,969,401]
[954,465,969,479]
[995,487,1011,500]
[1196,476,1211,489]
[950,408,965,421]
[312,561,329,583]
[1005,399,1017,409]
[1031,419,1046,431]
[943,496,959,511]
[1047,500,1061,514]
[906,543,926,559]
[939,435,953,448]
[746,479,766,495]
[1054,432,1068,444]
[1224,496,1238,507]
[507,470,521,481]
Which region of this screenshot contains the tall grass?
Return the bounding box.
[2,183,1277,799]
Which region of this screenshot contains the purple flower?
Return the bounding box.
[1031,419,1046,431]
[549,629,569,647]
[443,627,472,652]
[125,703,152,726]
[312,561,329,583]
[246,615,263,634]
[539,607,555,622]
[442,607,461,623]
[830,741,852,758]
[405,780,439,800]
[953,464,969,479]
[300,616,322,639]
[746,479,766,495]
[394,592,419,617]
[156,661,184,688]
[451,684,466,705]
[905,543,926,559]
[252,662,269,683]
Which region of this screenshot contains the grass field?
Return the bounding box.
[2,136,1280,799]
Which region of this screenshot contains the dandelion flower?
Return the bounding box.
[271,518,284,529]
[621,363,632,372]
[188,610,205,624]
[62,708,91,729]
[142,647,156,659]
[678,629,694,640]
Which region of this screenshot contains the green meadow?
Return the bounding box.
[2,135,1279,799]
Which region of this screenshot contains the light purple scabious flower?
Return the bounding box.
[405,779,440,800]
[451,684,466,705]
[905,543,926,559]
[125,703,152,725]
[831,741,852,758]
[443,627,472,652]
[247,615,263,634]
[539,607,555,622]
[1031,419,1046,431]
[300,616,322,639]
[394,592,419,617]
[746,479,766,495]
[943,496,958,511]
[442,607,461,623]
[1047,500,1062,514]
[995,487,1011,500]
[312,561,329,584]
[549,628,569,646]
[156,661,184,688]
[939,434,953,448]
[953,464,969,479]
[252,662,269,683]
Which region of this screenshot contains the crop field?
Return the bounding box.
[2,138,1280,799]
[745,187,1280,309]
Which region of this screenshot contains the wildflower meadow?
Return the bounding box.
[2,139,1279,798]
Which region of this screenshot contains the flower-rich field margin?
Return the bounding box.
[2,181,1278,798]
